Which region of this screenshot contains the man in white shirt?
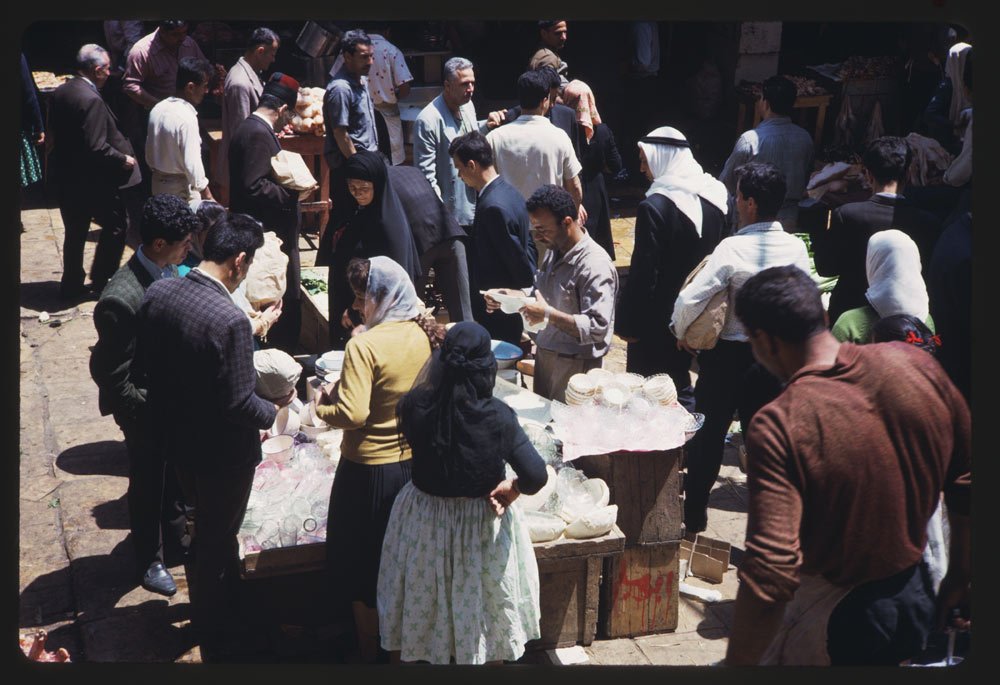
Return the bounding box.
[329,23,413,165]
[146,56,215,203]
[217,27,280,198]
[486,69,585,218]
[671,162,810,536]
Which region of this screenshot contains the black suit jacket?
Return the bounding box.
[811,194,942,322]
[136,270,276,473]
[470,177,537,291]
[90,254,155,421]
[615,194,727,339]
[48,76,134,189]
[388,165,467,255]
[228,114,302,299]
[228,114,300,234]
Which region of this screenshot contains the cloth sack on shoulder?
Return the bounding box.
[244,231,289,307]
[254,348,303,402]
[679,255,728,350]
[271,149,319,200]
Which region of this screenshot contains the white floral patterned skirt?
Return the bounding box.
[377,481,541,664]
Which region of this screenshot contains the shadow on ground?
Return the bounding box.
[19,280,95,315]
[56,441,128,478]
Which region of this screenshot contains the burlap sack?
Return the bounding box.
[253,348,303,401]
[679,255,729,351]
[270,149,319,200]
[244,231,289,307]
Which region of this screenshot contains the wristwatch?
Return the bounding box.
[542,305,551,328]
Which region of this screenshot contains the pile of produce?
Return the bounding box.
[741,75,828,98]
[31,71,71,90]
[836,55,900,80]
[291,88,327,136]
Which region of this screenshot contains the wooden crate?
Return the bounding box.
[573,448,683,544]
[599,540,680,638]
[528,525,625,650]
[299,267,330,354]
[240,541,326,580]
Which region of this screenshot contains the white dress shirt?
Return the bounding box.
[671,221,811,342]
[485,115,582,201]
[146,97,209,191]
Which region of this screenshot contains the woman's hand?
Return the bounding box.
[315,381,338,407]
[487,479,520,517]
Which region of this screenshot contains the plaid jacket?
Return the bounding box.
[136,269,276,472]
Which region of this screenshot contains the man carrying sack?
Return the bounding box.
[228,72,307,353]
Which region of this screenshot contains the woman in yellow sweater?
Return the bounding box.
[314,255,443,663]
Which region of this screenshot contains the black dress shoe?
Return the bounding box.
[141,561,178,597]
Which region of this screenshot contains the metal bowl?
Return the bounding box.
[491,340,523,370]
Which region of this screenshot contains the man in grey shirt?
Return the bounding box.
[323,29,379,171]
[413,56,492,230]
[719,75,813,230]
[486,185,617,402]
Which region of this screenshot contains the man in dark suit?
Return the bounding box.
[48,44,140,299]
[388,164,473,323]
[228,72,303,353]
[136,214,288,660]
[90,195,198,597]
[811,136,943,323]
[450,131,537,344]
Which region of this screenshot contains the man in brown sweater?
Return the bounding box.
[725,265,971,666]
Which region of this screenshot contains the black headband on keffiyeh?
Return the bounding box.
[639,135,691,147]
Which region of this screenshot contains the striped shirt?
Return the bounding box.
[671,221,810,343]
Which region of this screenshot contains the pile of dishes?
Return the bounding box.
[642,374,678,406]
[565,373,598,406]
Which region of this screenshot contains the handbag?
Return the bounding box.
[678,255,728,351]
[270,149,319,200]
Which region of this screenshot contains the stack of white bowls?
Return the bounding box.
[565,373,597,406]
[597,381,629,411]
[585,367,615,387]
[614,372,646,394]
[642,373,679,406]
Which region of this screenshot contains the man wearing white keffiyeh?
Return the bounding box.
[615,126,730,409]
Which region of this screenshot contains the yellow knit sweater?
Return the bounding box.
[315,320,432,465]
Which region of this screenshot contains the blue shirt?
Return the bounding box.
[135,245,179,281]
[323,66,379,169]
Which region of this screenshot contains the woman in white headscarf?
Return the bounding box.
[832,229,935,344]
[314,255,444,664]
[614,126,730,409]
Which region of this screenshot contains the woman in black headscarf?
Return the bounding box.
[318,149,422,348]
[377,321,548,665]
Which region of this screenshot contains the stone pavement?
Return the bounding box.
[18,201,749,665]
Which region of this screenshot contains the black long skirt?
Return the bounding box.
[325,457,413,610]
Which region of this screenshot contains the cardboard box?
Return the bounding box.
[680,535,732,584]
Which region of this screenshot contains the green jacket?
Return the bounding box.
[89,254,155,421]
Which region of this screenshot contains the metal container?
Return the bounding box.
[296,21,340,58]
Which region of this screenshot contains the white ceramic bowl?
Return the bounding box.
[271,406,301,436]
[262,434,294,463]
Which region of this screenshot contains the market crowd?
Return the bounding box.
[22,18,972,666]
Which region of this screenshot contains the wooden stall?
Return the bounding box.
[573,447,684,637]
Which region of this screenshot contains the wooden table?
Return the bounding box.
[736,90,833,150]
[205,128,331,236]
